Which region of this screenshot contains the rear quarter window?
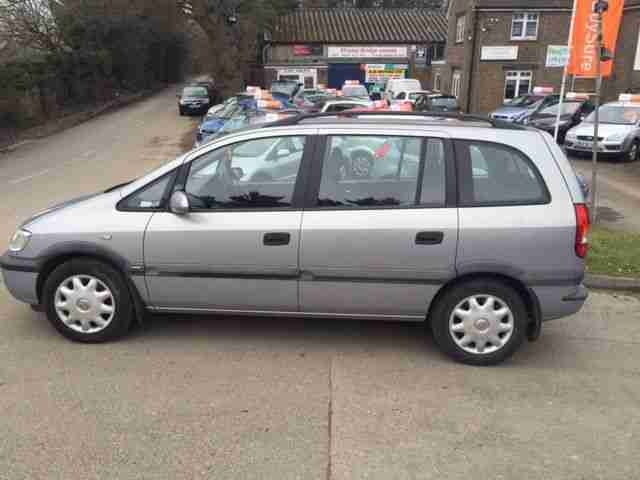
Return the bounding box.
[455,140,550,206]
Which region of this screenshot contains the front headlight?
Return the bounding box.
[566,131,577,140]
[9,229,32,252]
[606,132,626,142]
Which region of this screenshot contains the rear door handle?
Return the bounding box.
[263,232,291,246]
[415,231,444,245]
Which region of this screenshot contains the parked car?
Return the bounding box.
[1,112,589,366]
[319,98,372,113]
[178,85,211,116]
[270,80,301,104]
[392,90,431,105]
[490,93,559,123]
[415,94,460,113]
[565,99,640,161]
[195,81,221,105]
[384,78,422,101]
[341,82,370,100]
[293,89,330,111]
[524,99,594,144]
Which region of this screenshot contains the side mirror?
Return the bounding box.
[169,190,190,215]
[276,148,291,157]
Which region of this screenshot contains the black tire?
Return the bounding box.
[179,107,185,116]
[42,258,133,343]
[430,279,528,366]
[624,140,639,163]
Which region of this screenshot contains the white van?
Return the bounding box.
[385,78,422,101]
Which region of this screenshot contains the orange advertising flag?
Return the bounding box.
[568,0,625,77]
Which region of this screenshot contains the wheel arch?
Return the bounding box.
[36,242,146,325]
[427,272,542,341]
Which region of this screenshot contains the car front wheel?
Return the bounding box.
[430,280,528,365]
[625,140,639,163]
[43,259,133,343]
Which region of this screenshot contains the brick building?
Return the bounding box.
[265,8,447,89]
[432,0,640,113]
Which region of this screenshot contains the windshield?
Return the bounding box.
[409,92,428,100]
[584,105,640,125]
[342,85,369,97]
[182,87,208,98]
[271,81,299,96]
[505,95,543,107]
[431,97,459,108]
[538,102,581,116]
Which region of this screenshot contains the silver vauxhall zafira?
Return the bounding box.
[1,112,590,365]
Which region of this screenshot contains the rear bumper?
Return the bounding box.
[1,252,40,305]
[532,283,588,322]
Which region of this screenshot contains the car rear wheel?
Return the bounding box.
[430,280,527,365]
[43,259,133,343]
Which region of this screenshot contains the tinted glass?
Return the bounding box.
[316,136,423,208]
[185,136,305,209]
[183,87,208,97]
[121,170,176,209]
[458,141,548,205]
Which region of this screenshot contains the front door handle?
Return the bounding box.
[415,231,444,245]
[263,232,291,246]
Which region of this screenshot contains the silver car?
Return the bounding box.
[1,113,589,365]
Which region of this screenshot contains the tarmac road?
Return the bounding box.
[0,89,638,479]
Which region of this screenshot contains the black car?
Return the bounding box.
[415,94,460,113]
[525,99,594,144]
[195,81,221,105]
[178,85,211,116]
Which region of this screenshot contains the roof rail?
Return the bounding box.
[264,111,527,130]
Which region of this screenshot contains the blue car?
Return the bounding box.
[490,93,559,123]
[195,97,258,146]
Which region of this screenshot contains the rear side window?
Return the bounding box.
[315,136,446,208]
[456,140,549,206]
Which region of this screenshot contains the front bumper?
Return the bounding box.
[565,140,624,153]
[1,253,40,305]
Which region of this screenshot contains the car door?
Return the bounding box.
[299,130,458,318]
[143,131,312,312]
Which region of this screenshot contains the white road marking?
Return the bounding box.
[9,168,52,185]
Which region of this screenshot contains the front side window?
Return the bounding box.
[120,170,176,210]
[316,136,445,208]
[457,140,548,206]
[504,71,532,100]
[395,92,406,100]
[456,15,466,43]
[185,136,305,209]
[511,13,539,40]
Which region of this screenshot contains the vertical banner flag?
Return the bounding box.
[568,0,624,77]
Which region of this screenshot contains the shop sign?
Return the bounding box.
[328,45,408,58]
[365,64,408,83]
[481,46,519,61]
[293,45,322,56]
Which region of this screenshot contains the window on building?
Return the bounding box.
[504,71,532,100]
[456,15,466,43]
[434,73,442,92]
[511,13,539,40]
[451,70,462,98]
[428,43,445,63]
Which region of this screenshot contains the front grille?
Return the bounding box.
[577,135,604,141]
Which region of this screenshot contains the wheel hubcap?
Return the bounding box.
[630,145,638,161]
[54,275,115,334]
[449,294,514,355]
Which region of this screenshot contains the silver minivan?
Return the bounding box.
[1,113,590,365]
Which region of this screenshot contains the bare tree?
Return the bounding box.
[0,0,65,54]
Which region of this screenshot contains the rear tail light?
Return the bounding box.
[574,203,590,258]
